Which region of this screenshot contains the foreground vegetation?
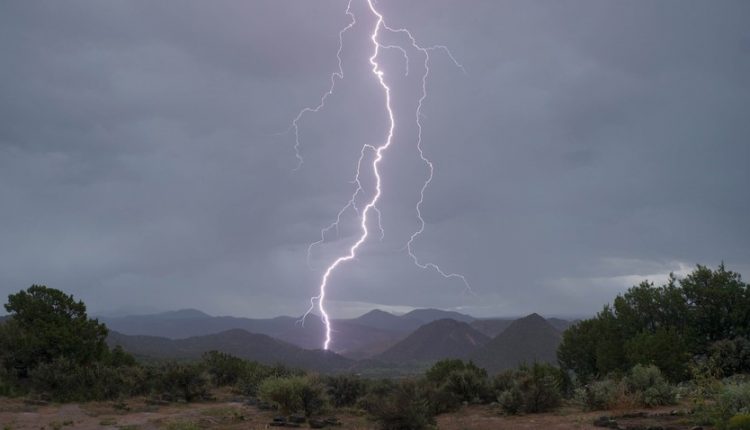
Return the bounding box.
[1,264,748,429]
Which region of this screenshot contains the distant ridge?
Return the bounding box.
[401,308,475,324]
[471,313,562,373]
[377,319,489,363]
[107,329,352,373]
[351,308,475,333]
[100,308,569,366]
[102,312,401,358]
[351,309,418,332]
[142,308,212,320]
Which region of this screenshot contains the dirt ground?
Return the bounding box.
[0,397,707,430]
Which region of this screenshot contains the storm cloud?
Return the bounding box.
[1,1,748,318]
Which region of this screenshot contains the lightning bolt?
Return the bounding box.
[296,0,471,350]
[286,0,355,171]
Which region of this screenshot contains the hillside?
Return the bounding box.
[377,319,489,363]
[471,313,562,373]
[107,329,353,373]
[470,318,514,337]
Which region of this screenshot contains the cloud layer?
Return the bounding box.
[1,1,748,318]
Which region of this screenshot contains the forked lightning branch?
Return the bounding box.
[289,0,471,350]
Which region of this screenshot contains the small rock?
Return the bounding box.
[289,415,306,424]
[273,416,287,423]
[309,419,326,429]
[324,417,341,426]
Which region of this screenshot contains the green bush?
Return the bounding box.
[258,375,327,417]
[202,351,250,387]
[707,338,750,378]
[423,359,490,409]
[366,379,435,430]
[154,362,210,402]
[624,364,676,407]
[325,374,366,407]
[425,359,468,385]
[357,378,397,413]
[494,363,563,414]
[441,366,491,404]
[575,378,623,411]
[693,381,750,429]
[29,358,147,401]
[728,414,750,430]
[0,365,22,397]
[625,327,689,381]
[717,383,750,423]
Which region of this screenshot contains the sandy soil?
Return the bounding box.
[0,398,707,430]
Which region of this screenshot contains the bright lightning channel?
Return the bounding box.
[294,0,471,350]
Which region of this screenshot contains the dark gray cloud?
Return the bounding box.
[1,0,748,318]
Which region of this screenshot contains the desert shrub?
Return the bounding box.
[357,378,397,412]
[441,366,491,404]
[234,362,273,396]
[366,379,435,430]
[498,384,524,414]
[258,375,327,417]
[235,362,303,397]
[728,414,750,430]
[0,366,22,397]
[28,358,147,401]
[716,383,750,424]
[575,378,623,411]
[624,364,676,407]
[694,381,750,429]
[202,351,249,387]
[495,363,562,414]
[425,359,468,384]
[417,379,461,415]
[707,338,750,378]
[154,362,210,402]
[423,359,490,408]
[325,374,366,407]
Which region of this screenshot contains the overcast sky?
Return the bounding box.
[1,1,748,319]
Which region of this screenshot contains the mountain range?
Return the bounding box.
[100,307,477,358]
[100,308,570,374]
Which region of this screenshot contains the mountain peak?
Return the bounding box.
[358,309,395,318]
[401,308,475,324]
[377,318,489,363]
[471,313,562,373]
